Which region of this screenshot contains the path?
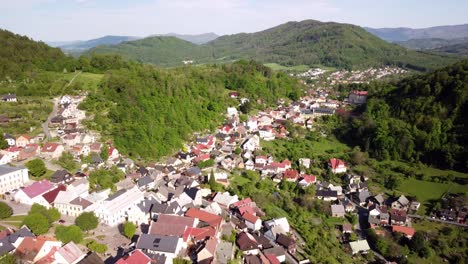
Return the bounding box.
[408,214,468,228]
[65,71,82,89]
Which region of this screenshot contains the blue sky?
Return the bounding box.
[1,0,467,41]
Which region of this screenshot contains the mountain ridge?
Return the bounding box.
[365,24,468,42]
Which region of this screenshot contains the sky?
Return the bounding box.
[1,0,467,42]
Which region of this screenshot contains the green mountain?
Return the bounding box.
[0,29,75,80]
[157,32,219,44]
[80,60,303,159]
[86,20,457,71]
[433,42,468,56]
[86,36,214,67]
[365,24,468,42]
[396,37,468,50]
[338,59,468,171]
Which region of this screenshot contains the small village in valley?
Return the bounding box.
[0,65,466,264]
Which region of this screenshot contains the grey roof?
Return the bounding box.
[0,165,26,176]
[137,175,154,188]
[216,241,234,264]
[144,252,167,263]
[106,189,127,201]
[374,194,385,204]
[151,200,179,215]
[137,197,157,213]
[186,166,201,176]
[263,246,286,257]
[136,234,179,254]
[358,191,372,202]
[397,195,410,206]
[8,226,35,243]
[77,252,104,264]
[184,187,199,200]
[0,237,15,255]
[50,170,72,183]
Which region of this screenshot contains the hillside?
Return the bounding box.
[433,42,468,56]
[157,32,219,44]
[80,60,303,159]
[365,24,468,42]
[86,36,214,67]
[0,29,75,80]
[337,59,468,171]
[85,20,457,71]
[396,37,468,50]
[57,35,140,51]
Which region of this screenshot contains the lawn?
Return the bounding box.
[397,178,468,213]
[2,215,27,222]
[229,174,250,186]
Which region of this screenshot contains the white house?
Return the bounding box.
[94,186,145,226]
[241,135,260,152]
[246,117,258,132]
[227,107,238,117]
[0,154,12,165]
[243,212,261,231]
[329,158,347,174]
[0,165,29,193]
[213,191,239,208]
[14,179,54,206]
[349,240,370,255]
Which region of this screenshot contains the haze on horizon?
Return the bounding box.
[1,0,467,42]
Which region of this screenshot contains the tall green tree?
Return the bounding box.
[0,202,12,219]
[55,225,83,243]
[75,212,99,231]
[0,134,8,149]
[100,144,109,161]
[122,222,136,239]
[22,213,49,235]
[25,159,46,177]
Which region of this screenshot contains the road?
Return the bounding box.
[408,214,468,228]
[42,97,59,140]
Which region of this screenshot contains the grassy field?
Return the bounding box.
[230,174,250,186]
[264,63,310,72]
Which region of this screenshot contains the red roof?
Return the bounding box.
[231,197,252,208]
[301,175,316,183]
[7,146,21,152]
[284,169,299,179]
[392,225,415,237]
[329,158,346,169]
[238,205,255,216]
[351,90,368,96]
[185,208,222,228]
[183,226,216,242]
[282,160,291,166]
[42,143,61,153]
[116,249,150,264]
[42,185,66,204]
[242,212,259,224]
[265,254,281,264]
[22,180,54,199]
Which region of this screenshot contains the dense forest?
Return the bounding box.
[87,20,457,71]
[80,60,303,159]
[337,59,468,171]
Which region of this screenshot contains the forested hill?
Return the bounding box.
[338,59,468,171]
[80,60,303,159]
[432,42,468,57]
[0,29,76,80]
[87,36,213,67]
[86,20,457,71]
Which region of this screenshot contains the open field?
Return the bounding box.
[264,63,310,72]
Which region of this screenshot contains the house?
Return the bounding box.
[349,240,370,255]
[107,147,120,161]
[236,232,259,255]
[177,187,203,207]
[241,135,260,152]
[276,234,296,253]
[149,214,197,238]
[227,107,238,117]
[368,206,389,226]
[410,201,421,212]
[185,208,223,229]
[259,127,275,141]
[242,212,261,231]
[216,241,235,264]
[38,241,86,264]
[342,223,353,234]
[390,209,408,226]
[392,225,415,239]
[3,134,16,146]
[213,192,239,208]
[391,195,410,210]
[77,252,105,264]
[263,247,286,263]
[0,165,29,194]
[356,191,372,206]
[136,234,182,261]
[331,204,346,217]
[41,143,64,159]
[116,249,151,264]
[89,143,102,153]
[94,186,145,226]
[60,95,72,105]
[298,158,311,169]
[14,180,55,206]
[197,237,218,263]
[16,135,31,148]
[316,190,338,201]
[202,202,223,216]
[2,94,17,102]
[127,196,158,226]
[283,169,299,182]
[329,158,347,174]
[137,176,155,191]
[348,90,368,104]
[0,154,12,165]
[298,175,316,188]
[50,170,74,185]
[247,117,258,132]
[14,236,62,262]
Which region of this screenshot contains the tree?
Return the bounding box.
[22,213,49,235]
[57,152,77,171]
[240,101,252,114]
[29,204,60,223]
[87,240,107,254]
[122,222,136,239]
[0,253,16,264]
[209,170,217,190]
[55,225,83,243]
[234,147,242,155]
[0,134,8,149]
[100,144,109,161]
[0,202,12,219]
[409,231,426,253]
[25,159,46,177]
[75,212,99,231]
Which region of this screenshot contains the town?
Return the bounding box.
[0,83,465,264]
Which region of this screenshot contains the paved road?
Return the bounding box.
[1,198,31,215]
[408,214,468,228]
[42,97,59,140]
